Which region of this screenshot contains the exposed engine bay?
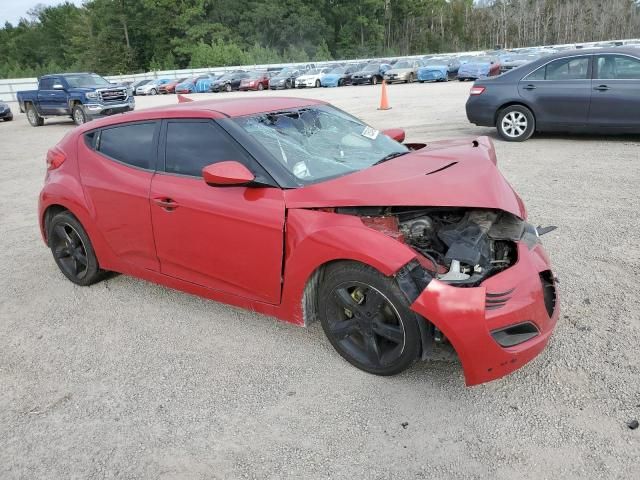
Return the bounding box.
[336,207,538,287]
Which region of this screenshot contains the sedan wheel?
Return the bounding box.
[371,76,378,85]
[319,262,421,376]
[257,83,264,91]
[225,83,232,92]
[497,105,535,142]
[48,211,104,286]
[150,88,157,95]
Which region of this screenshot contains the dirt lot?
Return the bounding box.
[1,81,638,479]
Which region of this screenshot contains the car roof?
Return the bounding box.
[544,47,639,58]
[77,97,328,132]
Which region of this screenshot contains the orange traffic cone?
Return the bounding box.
[377,80,391,110]
[177,94,193,103]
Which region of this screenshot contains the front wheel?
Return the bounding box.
[225,83,232,92]
[371,76,378,85]
[315,79,321,88]
[150,88,157,95]
[48,211,105,286]
[406,74,414,83]
[26,105,44,127]
[497,105,535,142]
[72,105,87,126]
[257,83,264,91]
[318,262,422,376]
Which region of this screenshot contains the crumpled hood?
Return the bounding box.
[284,136,525,218]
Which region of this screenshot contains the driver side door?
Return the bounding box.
[150,118,285,304]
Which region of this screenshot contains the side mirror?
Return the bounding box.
[382,128,406,143]
[53,83,64,90]
[202,161,255,186]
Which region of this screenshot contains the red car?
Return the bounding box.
[159,77,187,94]
[38,98,558,385]
[238,71,270,91]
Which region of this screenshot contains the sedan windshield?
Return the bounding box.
[394,61,412,69]
[233,105,408,184]
[329,67,345,74]
[65,74,112,87]
[363,64,380,72]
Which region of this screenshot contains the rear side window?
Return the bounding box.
[40,78,55,90]
[98,122,157,170]
[596,55,640,79]
[528,57,590,81]
[164,120,250,177]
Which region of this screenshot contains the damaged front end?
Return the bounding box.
[335,206,559,386]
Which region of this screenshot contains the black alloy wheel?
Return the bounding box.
[319,262,422,375]
[48,211,104,286]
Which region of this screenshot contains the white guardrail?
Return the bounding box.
[1,38,638,102]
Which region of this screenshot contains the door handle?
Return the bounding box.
[594,85,610,91]
[523,84,536,90]
[153,197,179,210]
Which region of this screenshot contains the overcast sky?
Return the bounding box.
[1,0,84,26]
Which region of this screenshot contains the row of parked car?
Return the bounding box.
[126,41,640,97]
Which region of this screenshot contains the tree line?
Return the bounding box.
[1,0,639,79]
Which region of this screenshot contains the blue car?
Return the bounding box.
[176,74,216,94]
[457,56,500,81]
[417,64,449,82]
[321,66,356,87]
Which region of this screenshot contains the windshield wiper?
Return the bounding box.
[373,151,408,166]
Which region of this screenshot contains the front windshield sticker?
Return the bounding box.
[361,126,379,140]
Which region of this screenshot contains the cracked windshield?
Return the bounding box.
[233,105,408,184]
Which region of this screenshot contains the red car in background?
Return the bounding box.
[38,97,558,386]
[159,78,187,94]
[238,71,271,91]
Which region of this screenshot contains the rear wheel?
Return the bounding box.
[26,104,44,127]
[319,262,422,376]
[497,105,535,142]
[72,104,87,126]
[48,211,104,286]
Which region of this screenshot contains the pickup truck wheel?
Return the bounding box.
[26,105,44,127]
[72,105,87,126]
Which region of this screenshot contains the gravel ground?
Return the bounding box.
[0,81,638,479]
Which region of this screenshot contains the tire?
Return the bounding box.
[26,104,44,127]
[225,83,232,93]
[72,104,87,126]
[497,105,535,142]
[3,116,13,121]
[318,262,422,376]
[371,76,378,85]
[257,83,264,91]
[47,211,105,286]
[406,73,414,83]
[315,79,321,88]
[150,88,157,95]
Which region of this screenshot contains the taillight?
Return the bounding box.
[470,86,486,96]
[46,148,66,170]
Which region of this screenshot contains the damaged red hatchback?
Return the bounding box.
[39,98,559,385]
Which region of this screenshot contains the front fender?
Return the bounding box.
[278,208,417,324]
